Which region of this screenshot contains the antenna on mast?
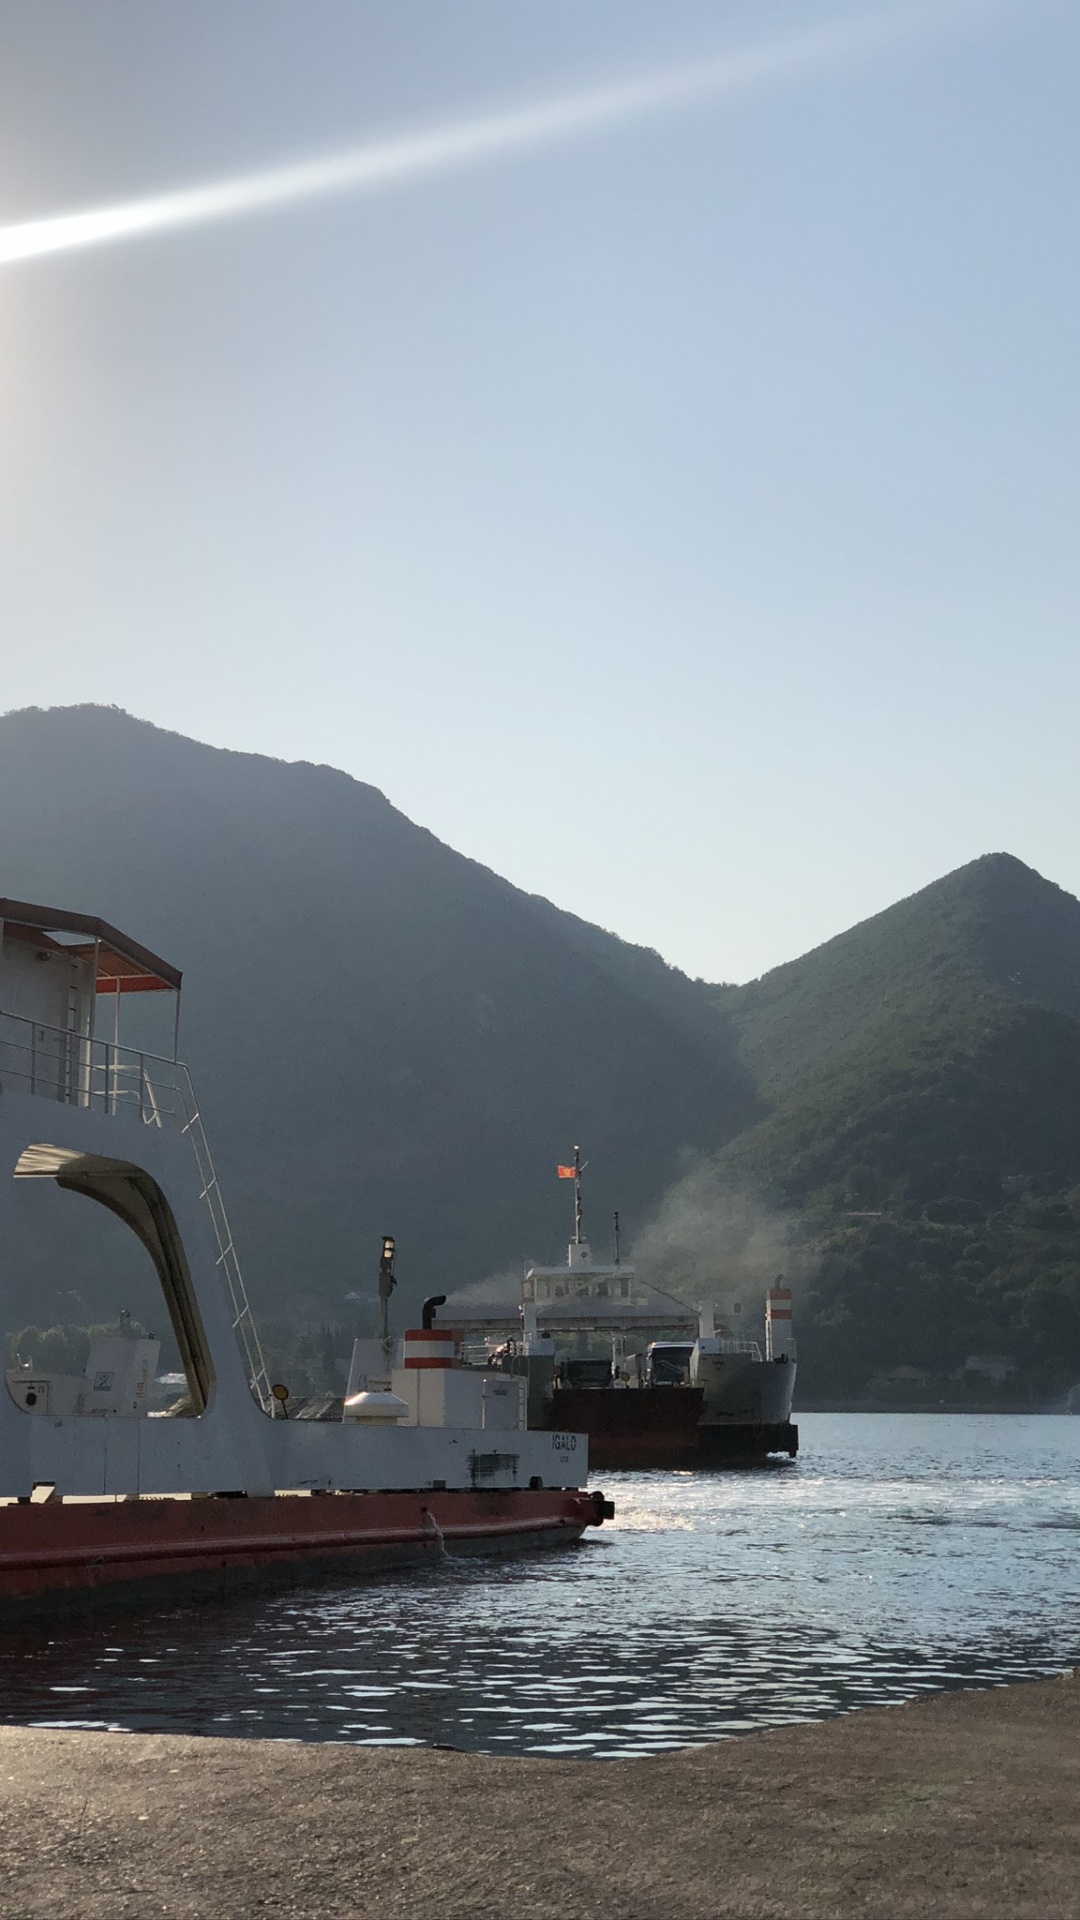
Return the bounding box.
[613,1209,621,1266]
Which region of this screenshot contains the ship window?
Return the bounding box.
[5,1145,213,1419]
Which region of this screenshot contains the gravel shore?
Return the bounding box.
[1,1672,1078,1919]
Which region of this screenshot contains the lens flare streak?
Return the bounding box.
[0,3,992,269]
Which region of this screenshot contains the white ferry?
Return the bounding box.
[0,898,610,1613]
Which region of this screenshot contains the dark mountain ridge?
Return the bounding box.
[0,703,753,1331]
[715,854,1080,1079]
[696,855,1080,1399]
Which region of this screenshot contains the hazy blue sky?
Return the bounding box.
[0,0,1076,981]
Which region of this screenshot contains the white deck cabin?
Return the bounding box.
[443,1239,698,1339]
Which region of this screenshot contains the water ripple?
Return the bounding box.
[1,1414,1078,1756]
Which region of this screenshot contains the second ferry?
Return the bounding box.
[442,1148,799,1467]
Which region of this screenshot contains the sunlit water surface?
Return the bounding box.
[2,1414,1079,1758]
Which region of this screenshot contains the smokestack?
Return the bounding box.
[765,1280,795,1362]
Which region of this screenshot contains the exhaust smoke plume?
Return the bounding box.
[0,2,995,270]
[631,1158,812,1313]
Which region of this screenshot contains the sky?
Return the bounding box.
[0,0,1076,983]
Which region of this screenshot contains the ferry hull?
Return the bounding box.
[0,1487,610,1618]
[544,1388,798,1468]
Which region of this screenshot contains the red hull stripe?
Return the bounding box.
[0,1490,601,1603]
[2,1516,575,1573]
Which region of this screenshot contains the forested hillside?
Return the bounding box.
[698,856,1080,1401]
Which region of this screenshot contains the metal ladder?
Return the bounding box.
[173,1071,276,1416]
[61,965,81,1104]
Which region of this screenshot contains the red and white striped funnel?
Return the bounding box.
[765,1284,795,1362]
[402,1329,456,1370]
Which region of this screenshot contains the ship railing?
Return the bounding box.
[0,1009,277,1418]
[711,1339,764,1361]
[0,1009,187,1124]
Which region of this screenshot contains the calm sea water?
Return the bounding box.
[2,1414,1079,1759]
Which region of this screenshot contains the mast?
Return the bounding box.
[557,1148,588,1260]
[378,1236,396,1351]
[613,1209,621,1266]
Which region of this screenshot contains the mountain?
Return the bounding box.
[3,704,1079,1405]
[689,855,1080,1400]
[0,704,753,1339]
[712,851,1080,1101]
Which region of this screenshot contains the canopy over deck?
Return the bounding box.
[0,899,181,995]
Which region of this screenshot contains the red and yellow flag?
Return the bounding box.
[557,1164,576,1180]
